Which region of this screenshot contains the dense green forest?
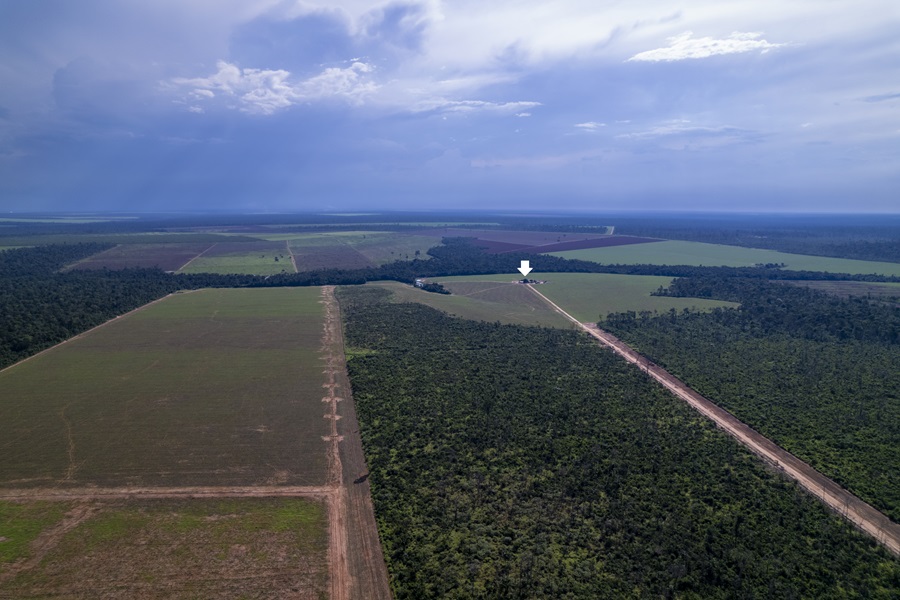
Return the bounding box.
[607,277,900,521]
[338,287,899,599]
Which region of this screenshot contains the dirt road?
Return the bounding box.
[526,284,900,557]
[321,286,392,600]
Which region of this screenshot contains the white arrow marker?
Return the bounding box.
[517,260,533,277]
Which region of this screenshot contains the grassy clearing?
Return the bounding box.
[366,281,573,328]
[551,240,900,276]
[431,273,738,322]
[0,287,329,487]
[1,498,328,598]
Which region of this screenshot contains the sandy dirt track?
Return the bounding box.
[526,284,900,557]
[321,286,393,600]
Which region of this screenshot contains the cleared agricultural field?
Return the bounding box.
[431,273,738,322]
[785,279,900,300]
[0,232,250,247]
[367,281,572,328]
[282,231,442,270]
[69,242,214,271]
[178,240,296,275]
[339,232,441,264]
[0,287,329,488]
[0,497,328,598]
[551,240,900,276]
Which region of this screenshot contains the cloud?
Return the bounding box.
[862,92,900,103]
[171,60,377,114]
[627,31,787,62]
[616,120,761,150]
[575,121,606,130]
[409,99,541,115]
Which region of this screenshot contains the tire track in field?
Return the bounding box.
[0,502,100,585]
[59,403,78,482]
[175,242,218,272]
[525,283,900,557]
[286,240,299,273]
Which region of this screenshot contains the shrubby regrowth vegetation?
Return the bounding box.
[337,286,900,598]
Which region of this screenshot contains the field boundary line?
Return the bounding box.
[176,241,218,272]
[286,240,299,273]
[525,284,900,557]
[0,486,335,501]
[0,290,199,376]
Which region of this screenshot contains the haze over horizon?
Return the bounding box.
[1,1,898,213]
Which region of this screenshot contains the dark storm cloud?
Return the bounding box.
[0,1,898,212]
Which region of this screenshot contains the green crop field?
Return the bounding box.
[0,287,329,487]
[0,498,328,598]
[367,281,572,328]
[551,240,900,276]
[430,273,738,322]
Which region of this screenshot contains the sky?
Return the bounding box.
[0,0,898,213]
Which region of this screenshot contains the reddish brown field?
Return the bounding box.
[426,228,609,246]
[470,240,533,253]
[527,236,662,253]
[291,245,374,271]
[430,228,662,255]
[69,243,214,271]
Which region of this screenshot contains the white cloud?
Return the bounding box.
[409,98,541,114]
[575,121,606,130]
[171,60,377,114]
[615,120,761,150]
[516,112,532,117]
[627,31,787,62]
